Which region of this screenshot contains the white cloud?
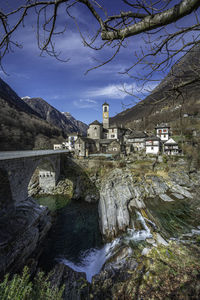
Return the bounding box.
[85,81,159,99]
[73,98,98,109]
[86,83,134,99]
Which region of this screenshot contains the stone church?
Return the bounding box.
[75,102,125,156]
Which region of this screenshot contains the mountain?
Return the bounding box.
[0,78,65,150]
[0,80,40,117]
[63,112,88,135]
[111,44,200,130]
[23,97,88,136]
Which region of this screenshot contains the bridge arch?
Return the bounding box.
[0,153,61,203]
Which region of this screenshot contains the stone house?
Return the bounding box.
[107,125,126,141]
[156,123,170,142]
[107,140,122,154]
[74,137,97,157]
[124,131,147,152]
[145,136,161,155]
[66,133,80,150]
[164,138,180,155]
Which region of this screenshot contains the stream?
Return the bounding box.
[37,195,156,282]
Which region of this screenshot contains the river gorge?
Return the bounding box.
[2,154,200,299]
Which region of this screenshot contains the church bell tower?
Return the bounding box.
[102,102,109,129]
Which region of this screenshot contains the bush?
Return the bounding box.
[162,155,168,164]
[0,267,64,300]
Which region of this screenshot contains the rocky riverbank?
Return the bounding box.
[48,156,200,299]
[3,155,200,299]
[0,197,52,277]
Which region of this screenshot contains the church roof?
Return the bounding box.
[102,102,109,106]
[89,120,102,126]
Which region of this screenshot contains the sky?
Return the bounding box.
[0,0,199,125]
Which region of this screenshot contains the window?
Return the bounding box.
[111,134,115,138]
[151,146,154,150]
[94,127,97,130]
[164,134,166,138]
[112,128,114,132]
[104,106,107,112]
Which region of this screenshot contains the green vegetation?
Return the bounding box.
[0,267,64,300]
[37,195,71,211]
[0,98,64,150]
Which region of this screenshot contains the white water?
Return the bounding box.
[60,238,121,282]
[60,211,152,282]
[126,211,152,241]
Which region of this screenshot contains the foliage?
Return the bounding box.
[0,267,64,300]
[162,155,168,164]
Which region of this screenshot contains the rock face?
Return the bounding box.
[64,112,88,136]
[0,78,65,150]
[90,241,200,300]
[51,264,90,300]
[23,97,88,136]
[98,165,199,240]
[99,169,134,239]
[0,198,51,277]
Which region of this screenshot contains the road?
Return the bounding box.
[0,150,70,160]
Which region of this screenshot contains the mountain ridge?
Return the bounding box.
[111,44,200,129]
[22,97,88,136]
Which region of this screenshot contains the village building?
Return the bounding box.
[124,131,148,153]
[87,120,102,139]
[155,123,170,141]
[145,136,161,155]
[71,103,181,157]
[164,138,180,155]
[66,132,80,150]
[74,137,97,157]
[53,144,63,150]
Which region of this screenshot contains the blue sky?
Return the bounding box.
[0,0,199,124]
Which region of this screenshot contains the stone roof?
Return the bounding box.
[145,136,160,141]
[89,120,102,126]
[109,124,126,130]
[126,131,147,138]
[164,138,178,145]
[76,137,96,143]
[155,123,170,129]
[68,132,79,136]
[99,139,118,144]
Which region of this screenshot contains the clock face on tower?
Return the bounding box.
[103,112,108,119]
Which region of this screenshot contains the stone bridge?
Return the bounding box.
[0,150,69,205]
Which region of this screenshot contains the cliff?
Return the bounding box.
[23,97,88,136]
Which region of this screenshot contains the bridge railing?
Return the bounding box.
[0,150,70,160]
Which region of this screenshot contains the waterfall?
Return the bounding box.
[60,238,121,282]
